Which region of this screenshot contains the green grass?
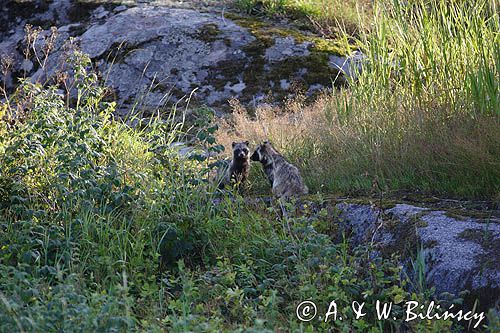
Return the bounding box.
[222,0,500,200]
[0,52,471,332]
[235,0,373,37]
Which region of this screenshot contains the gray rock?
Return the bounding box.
[307,199,499,310]
[20,59,33,72]
[113,5,129,13]
[279,79,290,90]
[336,203,381,245]
[302,199,498,311]
[92,6,109,20]
[329,50,366,79]
[306,83,325,95]
[417,210,500,296]
[1,1,347,115]
[169,142,195,158]
[265,36,311,62]
[334,201,500,311]
[226,81,246,94]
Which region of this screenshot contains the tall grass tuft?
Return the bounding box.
[220,0,500,199]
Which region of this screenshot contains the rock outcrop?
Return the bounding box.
[332,200,499,312]
[0,0,361,115]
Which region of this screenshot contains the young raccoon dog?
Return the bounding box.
[251,141,308,198]
[217,141,250,191]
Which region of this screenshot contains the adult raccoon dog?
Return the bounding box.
[217,141,250,191]
[251,141,308,198]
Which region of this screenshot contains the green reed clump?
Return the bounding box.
[333,0,500,197]
[355,0,499,115]
[223,0,499,199]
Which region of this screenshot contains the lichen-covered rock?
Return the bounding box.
[0,0,357,115]
[333,201,500,312]
[0,0,106,88]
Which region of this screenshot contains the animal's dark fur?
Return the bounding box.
[251,141,308,198]
[218,141,250,190]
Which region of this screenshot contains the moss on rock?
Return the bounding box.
[225,13,351,56]
[379,212,430,257]
[196,23,221,43]
[204,12,352,107]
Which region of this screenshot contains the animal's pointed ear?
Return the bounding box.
[232,142,236,148]
[244,140,250,146]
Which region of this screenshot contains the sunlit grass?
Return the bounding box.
[220,0,500,199]
[235,0,373,36]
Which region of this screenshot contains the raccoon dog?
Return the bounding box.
[218,141,250,191]
[251,141,308,198]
